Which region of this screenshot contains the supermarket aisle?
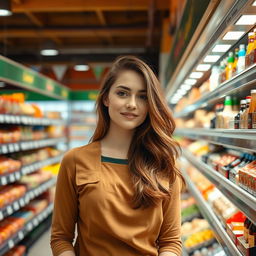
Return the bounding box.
[28,229,52,256]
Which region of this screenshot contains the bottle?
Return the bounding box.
[245,32,255,68]
[222,96,234,128]
[226,52,235,80]
[216,103,224,128]
[233,48,239,75]
[209,66,220,91]
[248,223,256,247]
[247,90,256,129]
[240,96,251,129]
[219,60,226,84]
[254,28,256,64]
[234,100,246,129]
[237,44,246,74]
[244,218,251,243]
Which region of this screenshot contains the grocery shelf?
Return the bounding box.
[0,203,53,256]
[0,114,65,126]
[0,178,56,221]
[181,165,242,256]
[175,64,256,118]
[175,128,256,153]
[0,137,67,154]
[0,154,63,186]
[182,149,256,225]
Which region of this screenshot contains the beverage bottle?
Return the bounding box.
[245,32,255,68]
[234,100,246,129]
[222,96,234,128]
[247,89,256,129]
[237,44,246,74]
[209,66,220,91]
[219,60,226,84]
[248,222,256,247]
[216,103,224,128]
[244,218,251,243]
[233,48,239,75]
[254,28,256,64]
[226,52,235,80]
[240,96,251,129]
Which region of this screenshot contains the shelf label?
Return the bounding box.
[13,202,19,211]
[1,176,7,185]
[19,198,25,207]
[0,115,3,122]
[2,145,8,154]
[15,172,21,180]
[33,218,38,226]
[7,206,13,215]
[0,211,3,220]
[27,223,33,231]
[8,144,14,152]
[14,143,19,151]
[9,174,15,182]
[8,239,14,249]
[18,231,24,240]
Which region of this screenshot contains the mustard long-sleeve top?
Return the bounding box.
[50,141,182,256]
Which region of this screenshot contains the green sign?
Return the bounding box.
[164,0,211,86]
[0,56,69,100]
[70,90,99,101]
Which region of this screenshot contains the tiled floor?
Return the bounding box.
[27,229,52,256]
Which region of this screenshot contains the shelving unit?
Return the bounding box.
[182,149,256,225]
[0,203,53,256]
[175,128,256,152]
[0,55,68,254]
[181,164,242,256]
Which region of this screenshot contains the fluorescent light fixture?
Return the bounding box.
[212,44,232,52]
[0,0,12,16]
[185,79,197,85]
[190,72,203,79]
[236,15,256,25]
[253,1,256,6]
[74,64,90,71]
[181,84,192,90]
[40,49,59,56]
[196,64,211,71]
[223,31,245,40]
[203,55,221,63]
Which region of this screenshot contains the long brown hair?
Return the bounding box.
[92,55,183,208]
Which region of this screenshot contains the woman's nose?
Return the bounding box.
[126,96,137,109]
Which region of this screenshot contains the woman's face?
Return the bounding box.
[104,70,148,131]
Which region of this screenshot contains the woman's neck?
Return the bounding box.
[101,124,134,159]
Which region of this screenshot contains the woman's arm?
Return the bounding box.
[50,149,78,256]
[157,177,182,256]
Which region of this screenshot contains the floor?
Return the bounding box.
[27,229,52,256]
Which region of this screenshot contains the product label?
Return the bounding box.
[248,234,255,247]
[252,112,256,129]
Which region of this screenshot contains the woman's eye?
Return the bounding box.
[116,91,128,97]
[139,95,147,100]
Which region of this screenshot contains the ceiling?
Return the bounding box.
[0,0,170,70]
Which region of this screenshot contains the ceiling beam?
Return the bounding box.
[25,12,44,27]
[0,27,148,38]
[12,0,168,12]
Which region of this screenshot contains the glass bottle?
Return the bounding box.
[247,89,256,129]
[245,32,255,68]
[234,100,246,129]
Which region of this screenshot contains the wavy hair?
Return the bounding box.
[91,55,183,208]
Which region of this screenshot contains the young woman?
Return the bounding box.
[51,56,183,256]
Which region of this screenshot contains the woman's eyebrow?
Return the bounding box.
[116,85,146,93]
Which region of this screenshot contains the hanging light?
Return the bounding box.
[0,0,12,16]
[40,40,59,56]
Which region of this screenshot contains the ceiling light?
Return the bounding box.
[212,44,232,52]
[185,79,197,85]
[181,84,192,90]
[236,15,256,25]
[40,40,59,56]
[177,89,187,96]
[223,31,245,40]
[0,0,12,16]
[74,64,90,71]
[196,64,211,71]
[190,72,203,79]
[203,55,221,63]
[253,1,256,6]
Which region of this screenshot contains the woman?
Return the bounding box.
[51,56,183,256]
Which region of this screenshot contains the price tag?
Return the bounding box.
[15,172,21,180]
[11,116,16,123]
[0,211,3,220]
[13,202,19,211]
[0,115,3,122]
[8,144,14,153]
[38,214,43,221]
[43,211,47,218]
[2,145,8,154]
[27,222,33,231]
[7,206,13,215]
[30,191,34,199]
[19,198,25,207]
[9,174,15,182]
[15,116,20,123]
[14,143,19,151]
[5,115,11,123]
[33,218,38,226]
[8,239,14,249]
[25,195,30,203]
[1,176,7,185]
[18,231,24,240]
